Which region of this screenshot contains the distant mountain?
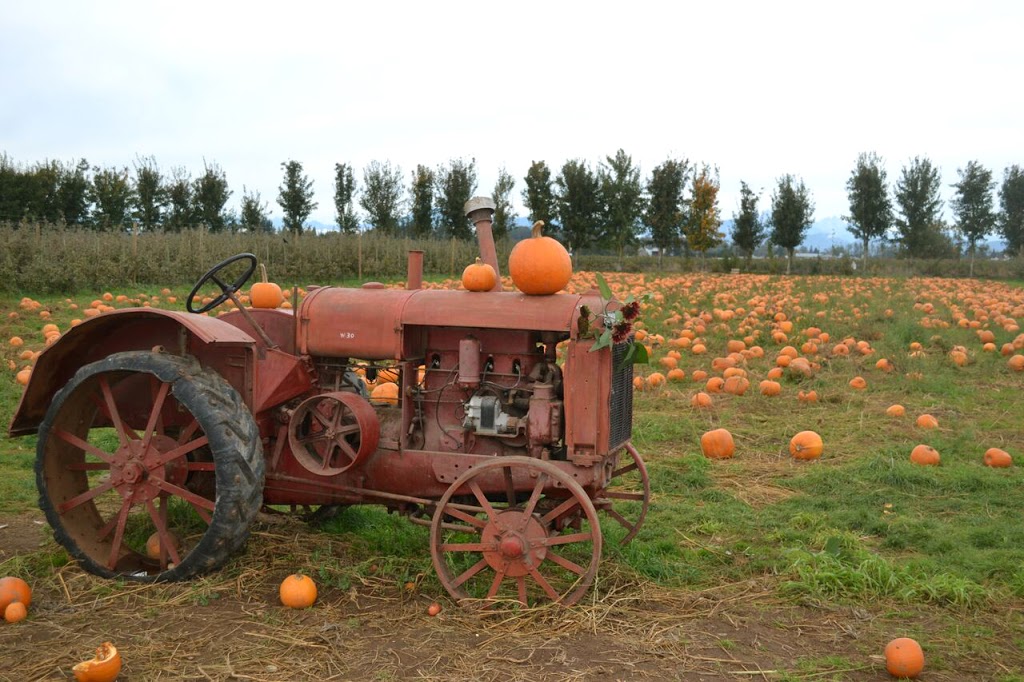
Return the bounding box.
[271,217,336,233]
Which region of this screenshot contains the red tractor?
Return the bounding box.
[9,199,649,607]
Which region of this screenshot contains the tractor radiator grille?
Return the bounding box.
[608,341,634,449]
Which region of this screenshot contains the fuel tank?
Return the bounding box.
[296,286,596,360]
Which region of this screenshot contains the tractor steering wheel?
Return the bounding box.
[186,253,258,314]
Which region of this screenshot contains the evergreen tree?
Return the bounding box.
[644,157,689,264]
[57,159,91,226]
[192,161,232,232]
[682,164,723,269]
[90,166,134,231]
[0,154,21,222]
[844,152,892,265]
[522,161,557,233]
[277,160,317,235]
[434,158,477,239]
[769,174,815,274]
[894,156,944,257]
[360,160,404,234]
[555,159,602,258]
[240,186,273,232]
[731,181,765,262]
[333,162,359,233]
[999,164,1024,257]
[164,167,194,232]
[21,161,61,223]
[409,165,435,238]
[599,149,644,259]
[133,155,166,231]
[951,160,996,276]
[491,166,516,241]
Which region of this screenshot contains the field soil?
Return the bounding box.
[2,509,1021,681]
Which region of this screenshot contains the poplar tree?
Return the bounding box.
[769,174,815,274]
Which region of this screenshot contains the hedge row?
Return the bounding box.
[2,223,1023,294]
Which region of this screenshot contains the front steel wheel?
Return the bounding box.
[430,457,602,608]
[36,351,264,581]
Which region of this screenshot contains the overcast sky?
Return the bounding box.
[3,1,1022,229]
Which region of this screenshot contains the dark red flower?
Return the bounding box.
[621,301,640,321]
[612,321,632,343]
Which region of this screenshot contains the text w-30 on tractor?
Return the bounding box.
[8,198,649,608]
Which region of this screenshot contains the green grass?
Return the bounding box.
[2,273,1023,615]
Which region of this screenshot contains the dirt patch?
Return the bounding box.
[1,515,1022,681]
[0,510,49,559]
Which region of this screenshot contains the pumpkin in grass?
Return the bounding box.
[1009,354,1024,371]
[4,600,27,623]
[508,221,572,295]
[72,642,122,682]
[886,404,906,417]
[910,444,940,466]
[461,258,497,292]
[848,376,867,390]
[0,576,32,611]
[691,391,713,408]
[280,573,318,609]
[884,637,924,678]
[789,430,823,460]
[983,447,1013,468]
[145,531,180,560]
[759,379,781,396]
[915,413,939,429]
[700,428,735,459]
[251,264,284,309]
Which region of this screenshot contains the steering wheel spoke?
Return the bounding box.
[186,253,258,314]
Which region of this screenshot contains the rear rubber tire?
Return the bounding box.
[36,351,264,581]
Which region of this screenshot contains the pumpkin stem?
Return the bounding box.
[259,263,269,283]
[531,220,545,238]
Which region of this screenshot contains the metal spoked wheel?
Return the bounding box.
[430,457,602,608]
[287,392,380,476]
[36,351,264,581]
[594,443,650,546]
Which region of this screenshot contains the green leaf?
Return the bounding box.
[623,343,637,365]
[590,329,612,352]
[595,272,614,301]
[631,342,649,364]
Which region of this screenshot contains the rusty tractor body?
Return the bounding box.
[9,198,648,607]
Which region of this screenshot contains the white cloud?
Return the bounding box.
[2,0,1022,226]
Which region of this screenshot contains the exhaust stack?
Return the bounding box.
[464,196,502,292]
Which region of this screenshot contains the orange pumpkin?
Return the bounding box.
[1009,354,1024,371]
[646,372,666,388]
[0,576,32,611]
[705,376,725,393]
[145,531,180,560]
[72,642,122,682]
[789,430,823,460]
[983,447,1013,468]
[251,264,284,309]
[796,389,819,403]
[886,404,906,418]
[691,392,713,409]
[848,376,867,390]
[759,380,781,396]
[280,573,318,608]
[508,221,572,295]
[4,601,27,623]
[910,444,940,466]
[461,258,497,292]
[370,381,400,405]
[700,428,735,459]
[915,414,939,429]
[884,637,924,678]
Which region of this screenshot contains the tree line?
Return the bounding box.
[2,151,1022,274]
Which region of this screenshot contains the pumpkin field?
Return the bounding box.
[2,271,1024,680]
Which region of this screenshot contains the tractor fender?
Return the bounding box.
[9,308,258,437]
